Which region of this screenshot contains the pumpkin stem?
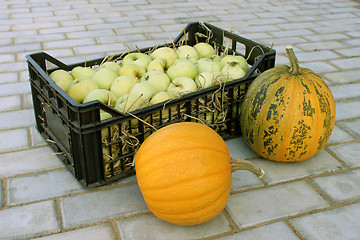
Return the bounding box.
[230,158,265,178]
[285,45,301,75]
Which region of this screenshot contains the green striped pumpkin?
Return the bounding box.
[240,46,336,162]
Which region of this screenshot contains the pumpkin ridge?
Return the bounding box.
[139,164,231,193]
[136,132,229,161]
[147,178,231,216]
[137,149,231,189]
[135,139,230,172]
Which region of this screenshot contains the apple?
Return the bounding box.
[103,145,119,162]
[98,61,121,73]
[147,58,167,72]
[150,91,174,105]
[100,111,113,139]
[150,47,178,69]
[195,71,219,89]
[91,68,118,90]
[166,59,198,81]
[140,71,170,92]
[130,82,158,101]
[70,66,96,79]
[210,54,222,63]
[110,75,138,98]
[67,77,99,103]
[115,93,147,112]
[167,76,197,96]
[195,58,222,74]
[193,42,215,59]
[49,69,74,92]
[122,52,152,70]
[176,45,199,64]
[196,109,219,125]
[220,62,246,82]
[83,89,118,107]
[118,63,146,79]
[220,55,249,72]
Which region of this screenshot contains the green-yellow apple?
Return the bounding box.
[83,89,118,107]
[91,68,118,90]
[220,62,246,82]
[67,77,99,103]
[70,66,96,79]
[110,75,138,98]
[150,91,174,105]
[150,47,178,69]
[195,58,222,74]
[195,71,219,89]
[220,55,249,72]
[115,93,147,112]
[210,54,222,63]
[118,63,146,79]
[122,52,152,70]
[49,69,74,92]
[193,42,215,59]
[103,145,119,162]
[176,45,199,64]
[98,61,121,73]
[166,59,198,81]
[130,82,157,101]
[147,58,167,72]
[100,111,113,139]
[167,76,197,96]
[140,71,170,92]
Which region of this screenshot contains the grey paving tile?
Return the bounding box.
[226,181,329,229]
[225,137,258,160]
[288,50,340,62]
[250,150,345,184]
[0,128,28,153]
[310,171,360,204]
[290,203,360,240]
[216,221,300,240]
[116,212,231,240]
[338,118,360,139]
[8,169,84,206]
[330,57,360,70]
[335,100,360,120]
[0,180,3,208]
[335,47,360,57]
[0,147,64,178]
[330,82,360,101]
[0,95,21,112]
[231,170,264,192]
[297,41,348,51]
[60,183,147,229]
[327,124,355,145]
[0,201,60,239]
[328,142,360,167]
[304,33,350,42]
[300,61,337,73]
[323,69,360,84]
[30,126,48,147]
[0,72,18,84]
[0,109,35,130]
[35,223,116,240]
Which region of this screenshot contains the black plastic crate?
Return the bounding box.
[26,22,276,188]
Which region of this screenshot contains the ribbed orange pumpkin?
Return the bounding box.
[135,122,263,226]
[241,46,336,162]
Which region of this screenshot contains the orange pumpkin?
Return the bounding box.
[135,122,263,226]
[240,46,336,162]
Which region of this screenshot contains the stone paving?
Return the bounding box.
[1,0,360,239]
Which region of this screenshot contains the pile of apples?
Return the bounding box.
[49,42,249,115]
